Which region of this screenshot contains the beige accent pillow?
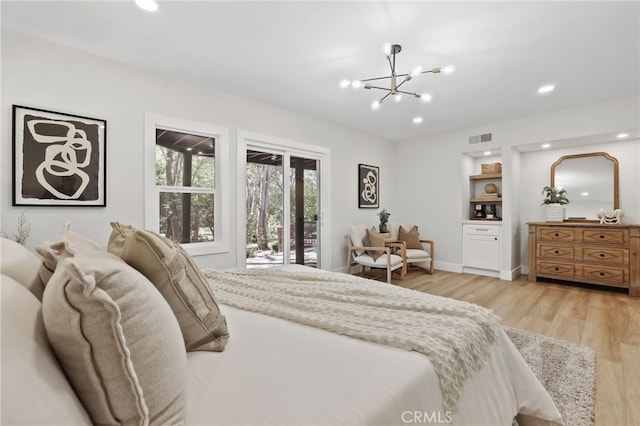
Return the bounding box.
[1,275,91,425]
[1,237,45,300]
[35,223,103,286]
[42,250,187,426]
[398,225,423,249]
[363,229,386,261]
[108,222,229,352]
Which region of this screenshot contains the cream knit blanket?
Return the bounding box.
[203,268,501,413]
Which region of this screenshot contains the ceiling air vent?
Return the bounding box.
[468,133,493,144]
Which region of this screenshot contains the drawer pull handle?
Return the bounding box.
[554,250,559,254]
[554,233,559,237]
[599,272,605,277]
[599,235,605,239]
[599,253,605,257]
[554,267,559,271]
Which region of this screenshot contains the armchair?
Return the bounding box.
[345,226,405,283]
[387,223,434,275]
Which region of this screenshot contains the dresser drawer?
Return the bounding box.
[582,229,627,245]
[538,227,575,242]
[538,244,575,260]
[581,247,628,265]
[579,265,627,285]
[537,261,574,279]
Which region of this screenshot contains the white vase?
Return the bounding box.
[545,203,564,222]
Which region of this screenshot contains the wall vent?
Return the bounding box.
[468,133,493,144]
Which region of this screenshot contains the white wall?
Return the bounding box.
[394,95,640,276]
[0,31,396,271]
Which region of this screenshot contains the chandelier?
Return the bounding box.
[341,43,453,109]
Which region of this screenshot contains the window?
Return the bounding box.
[145,114,229,255]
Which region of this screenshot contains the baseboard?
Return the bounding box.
[434,261,462,273]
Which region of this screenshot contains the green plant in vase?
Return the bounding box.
[378,208,390,233]
[541,186,569,222]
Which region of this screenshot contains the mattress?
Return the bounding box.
[185,266,563,426]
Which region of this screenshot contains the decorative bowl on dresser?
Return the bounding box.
[528,222,640,297]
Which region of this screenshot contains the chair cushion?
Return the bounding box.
[398,225,423,249]
[1,237,45,300]
[349,225,368,256]
[42,250,188,425]
[1,275,91,425]
[363,229,386,261]
[108,222,229,352]
[354,253,403,268]
[405,248,431,261]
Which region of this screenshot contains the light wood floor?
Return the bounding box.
[385,269,640,426]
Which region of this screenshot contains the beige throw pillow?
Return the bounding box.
[108,222,229,352]
[363,229,386,261]
[398,225,423,249]
[35,223,103,286]
[42,250,187,426]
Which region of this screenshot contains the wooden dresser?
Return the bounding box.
[528,222,640,297]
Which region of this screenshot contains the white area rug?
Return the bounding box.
[505,326,596,426]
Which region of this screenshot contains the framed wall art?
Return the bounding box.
[12,105,107,206]
[358,163,379,208]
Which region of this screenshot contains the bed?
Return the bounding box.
[1,226,564,426]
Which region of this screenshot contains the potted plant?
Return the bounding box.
[541,186,569,222]
[378,208,391,233]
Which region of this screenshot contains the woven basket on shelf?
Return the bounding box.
[481,163,502,174]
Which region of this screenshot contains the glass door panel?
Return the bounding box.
[245,150,284,267]
[289,156,319,267]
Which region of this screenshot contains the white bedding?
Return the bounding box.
[185,266,563,426]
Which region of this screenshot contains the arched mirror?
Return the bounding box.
[551,152,619,221]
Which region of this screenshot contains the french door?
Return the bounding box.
[238,131,330,269]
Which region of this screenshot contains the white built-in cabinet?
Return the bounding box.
[462,222,502,277]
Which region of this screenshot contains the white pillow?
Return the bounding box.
[0,275,91,425]
[349,225,368,256]
[0,238,44,300]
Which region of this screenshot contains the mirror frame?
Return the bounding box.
[550,152,619,221]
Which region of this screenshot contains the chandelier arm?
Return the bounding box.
[387,55,394,74]
[360,75,394,82]
[396,89,420,96]
[365,85,392,92]
[379,92,392,103]
[395,78,412,91]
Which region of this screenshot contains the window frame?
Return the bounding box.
[144,113,230,256]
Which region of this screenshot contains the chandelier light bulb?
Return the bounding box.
[339,80,351,88]
[382,43,392,56]
[394,93,402,102]
[420,93,432,102]
[442,65,456,74]
[351,80,363,89]
[371,100,381,110]
[410,66,423,77]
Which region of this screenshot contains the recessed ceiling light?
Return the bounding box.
[617,133,629,139]
[135,0,158,12]
[412,117,423,124]
[581,192,589,197]
[537,84,555,94]
[542,143,551,148]
[484,151,491,156]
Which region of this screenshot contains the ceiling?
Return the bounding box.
[2,1,639,143]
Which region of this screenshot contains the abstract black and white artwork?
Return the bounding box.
[358,163,379,208]
[12,105,106,206]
